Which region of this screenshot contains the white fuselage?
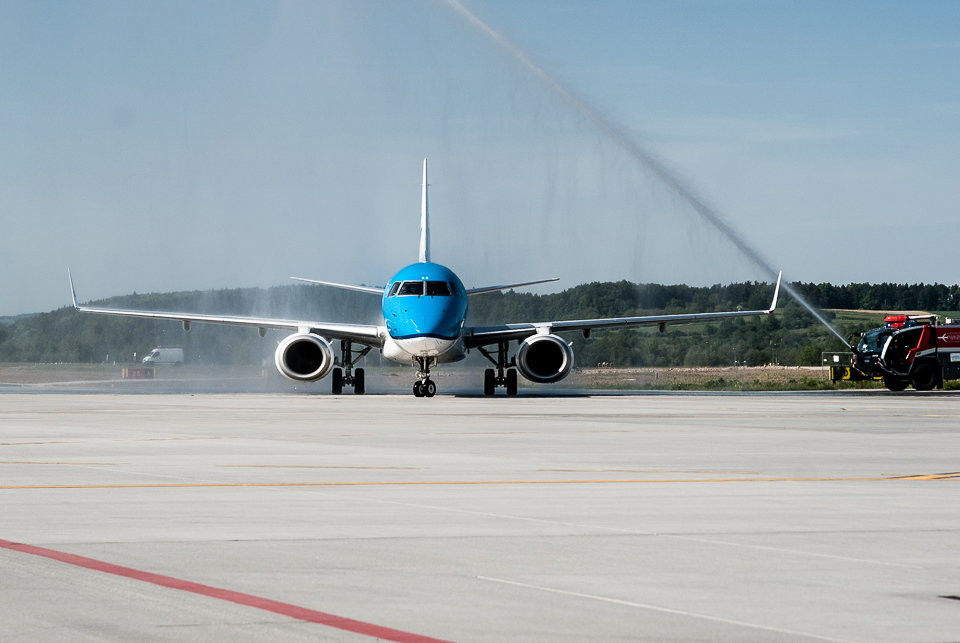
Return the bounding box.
[381,335,467,364]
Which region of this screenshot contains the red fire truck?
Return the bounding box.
[850,315,960,390]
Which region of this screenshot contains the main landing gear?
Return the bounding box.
[331,340,371,395]
[478,341,518,396]
[413,356,437,398]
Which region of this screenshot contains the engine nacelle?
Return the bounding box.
[516,333,574,384]
[274,333,335,382]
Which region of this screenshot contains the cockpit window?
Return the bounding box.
[426,281,452,296]
[389,280,457,297]
[397,281,424,296]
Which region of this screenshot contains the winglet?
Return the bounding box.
[67,268,79,309]
[419,158,430,263]
[767,271,782,313]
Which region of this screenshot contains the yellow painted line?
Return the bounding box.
[2,475,955,490]
[540,469,762,474]
[220,465,424,470]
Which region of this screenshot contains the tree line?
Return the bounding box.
[0,280,955,368]
[791,282,960,312]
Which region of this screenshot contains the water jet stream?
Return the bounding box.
[441,0,849,347]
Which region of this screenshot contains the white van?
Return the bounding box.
[142,347,184,365]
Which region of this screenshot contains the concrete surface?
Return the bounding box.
[1,393,958,641]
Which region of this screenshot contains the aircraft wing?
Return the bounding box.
[69,272,382,345]
[466,272,781,347]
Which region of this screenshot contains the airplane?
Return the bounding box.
[69,159,781,397]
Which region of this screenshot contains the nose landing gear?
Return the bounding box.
[412,357,437,398]
[413,379,436,397]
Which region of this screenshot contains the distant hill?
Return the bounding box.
[0,312,38,325]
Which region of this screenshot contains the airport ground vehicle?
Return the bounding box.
[142,346,184,365]
[849,315,960,390]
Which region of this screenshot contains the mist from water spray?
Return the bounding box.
[442,0,850,347]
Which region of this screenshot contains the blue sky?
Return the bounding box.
[1,0,958,315]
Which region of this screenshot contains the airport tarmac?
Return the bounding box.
[1,392,958,642]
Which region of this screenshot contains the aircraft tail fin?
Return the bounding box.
[419,158,430,263]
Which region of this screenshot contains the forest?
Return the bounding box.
[1,280,957,368]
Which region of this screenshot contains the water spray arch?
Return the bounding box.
[441,0,849,347]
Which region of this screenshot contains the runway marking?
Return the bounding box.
[664,535,923,569]
[0,539,452,643]
[0,474,954,490]
[477,576,849,642]
[317,494,935,571]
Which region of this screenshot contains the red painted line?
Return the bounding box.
[0,539,452,643]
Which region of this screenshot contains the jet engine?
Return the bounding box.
[274,333,335,382]
[516,333,574,384]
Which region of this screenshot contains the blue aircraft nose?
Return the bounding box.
[382,262,467,341]
[387,302,463,339]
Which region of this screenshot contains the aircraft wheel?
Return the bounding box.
[331,368,343,395]
[423,380,437,397]
[483,369,495,396]
[506,369,518,396]
[413,381,424,397]
[882,376,908,391]
[911,362,938,391]
[353,368,365,395]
